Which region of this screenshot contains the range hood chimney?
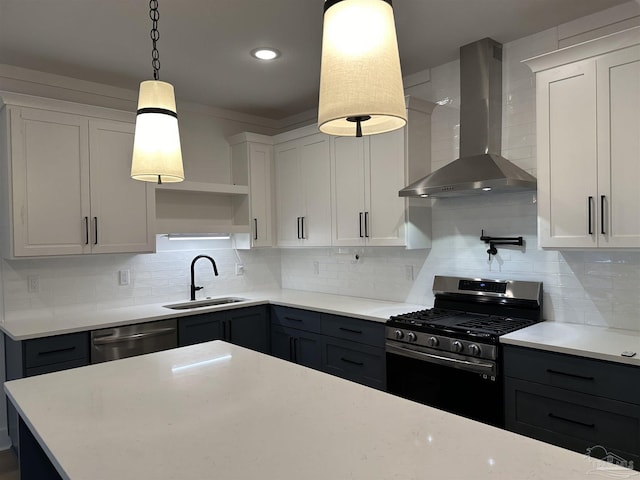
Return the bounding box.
[399,38,536,198]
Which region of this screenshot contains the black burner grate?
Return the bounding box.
[457,317,534,335]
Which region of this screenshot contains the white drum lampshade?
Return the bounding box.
[318,0,407,137]
[131,80,185,183]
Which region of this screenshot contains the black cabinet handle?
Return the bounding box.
[292,337,298,363]
[94,217,98,245]
[548,413,595,429]
[359,212,364,238]
[284,316,303,322]
[547,369,594,381]
[340,357,364,366]
[84,217,89,245]
[38,347,76,356]
[227,320,232,341]
[297,217,301,239]
[300,216,305,240]
[339,327,363,334]
[587,196,593,235]
[253,218,258,240]
[600,195,606,235]
[364,212,369,238]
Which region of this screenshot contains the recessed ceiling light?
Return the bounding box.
[251,48,281,61]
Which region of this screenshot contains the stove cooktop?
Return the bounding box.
[388,308,538,339]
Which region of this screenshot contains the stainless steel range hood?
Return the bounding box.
[399,38,536,198]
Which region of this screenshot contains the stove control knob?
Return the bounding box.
[427,336,439,347]
[407,332,418,342]
[394,330,404,340]
[468,344,481,356]
[452,341,464,353]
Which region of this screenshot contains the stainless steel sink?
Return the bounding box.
[163,297,248,310]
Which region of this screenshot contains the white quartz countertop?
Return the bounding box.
[5,341,629,480]
[501,322,640,367]
[0,289,426,340]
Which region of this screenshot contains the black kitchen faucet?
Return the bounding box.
[190,255,218,301]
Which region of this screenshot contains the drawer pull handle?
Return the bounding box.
[547,369,594,381]
[284,316,303,322]
[340,357,364,366]
[548,413,595,429]
[38,347,76,356]
[339,327,363,334]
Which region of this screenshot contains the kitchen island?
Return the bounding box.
[5,341,634,480]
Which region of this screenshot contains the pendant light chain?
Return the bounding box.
[149,0,161,80]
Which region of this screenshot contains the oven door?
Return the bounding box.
[386,341,503,427]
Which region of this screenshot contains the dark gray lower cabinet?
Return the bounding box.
[178,305,269,353]
[504,345,640,470]
[271,324,323,370]
[323,337,385,390]
[4,332,90,452]
[269,306,386,389]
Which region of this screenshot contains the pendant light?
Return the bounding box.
[318,0,407,137]
[131,0,184,184]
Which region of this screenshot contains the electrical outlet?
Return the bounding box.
[235,263,244,276]
[119,269,130,286]
[27,275,39,293]
[405,265,414,281]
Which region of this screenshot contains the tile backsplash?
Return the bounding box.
[1,237,281,318]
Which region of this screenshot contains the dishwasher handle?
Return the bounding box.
[92,327,176,346]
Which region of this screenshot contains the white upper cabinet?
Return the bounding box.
[332,130,406,246]
[228,133,274,248]
[526,28,640,248]
[0,96,155,257]
[88,119,155,254]
[332,97,435,248]
[274,127,332,247]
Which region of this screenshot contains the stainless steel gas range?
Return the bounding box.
[385,275,543,427]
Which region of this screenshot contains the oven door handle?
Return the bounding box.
[386,342,496,376]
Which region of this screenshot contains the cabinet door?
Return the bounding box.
[275,140,302,246]
[597,47,640,248]
[228,306,269,353]
[249,143,273,247]
[292,329,323,370]
[88,119,155,254]
[270,325,322,370]
[367,129,406,246]
[178,313,225,347]
[332,136,366,246]
[9,107,90,256]
[299,133,332,246]
[536,60,598,248]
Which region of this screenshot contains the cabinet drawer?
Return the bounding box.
[26,358,90,377]
[270,306,321,333]
[323,338,385,390]
[321,314,384,347]
[503,345,640,405]
[506,377,640,463]
[24,333,89,370]
[178,313,224,347]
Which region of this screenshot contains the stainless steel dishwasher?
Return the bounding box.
[90,318,178,363]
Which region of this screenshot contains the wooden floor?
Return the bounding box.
[0,449,19,480]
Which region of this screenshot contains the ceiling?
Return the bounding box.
[0,0,632,120]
